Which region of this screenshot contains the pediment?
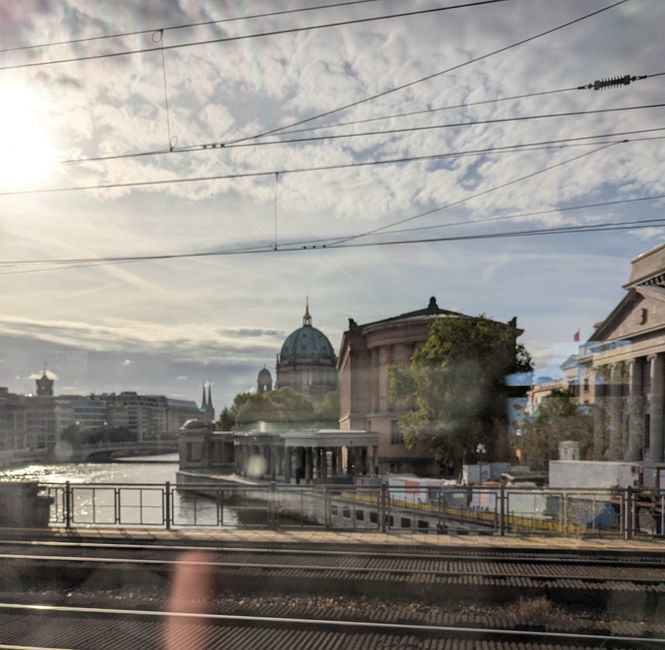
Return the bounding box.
[591,288,665,342]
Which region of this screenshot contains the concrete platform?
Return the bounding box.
[5,526,665,552]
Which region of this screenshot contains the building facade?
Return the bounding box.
[0,387,26,451]
[338,297,523,476]
[577,242,665,486]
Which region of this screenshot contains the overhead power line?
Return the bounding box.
[4,126,664,199]
[0,0,512,71]
[1,217,663,276]
[222,102,665,149]
[0,0,388,54]
[273,71,661,137]
[378,191,665,236]
[229,0,629,144]
[323,218,665,251]
[59,98,665,166]
[328,141,619,246]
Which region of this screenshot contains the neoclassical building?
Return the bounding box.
[338,297,523,476]
[275,302,338,406]
[573,242,665,485]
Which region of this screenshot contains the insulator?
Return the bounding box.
[593,74,632,90]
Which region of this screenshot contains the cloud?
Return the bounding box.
[28,370,58,379]
[0,0,662,406]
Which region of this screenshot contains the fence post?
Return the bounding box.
[164,481,171,530]
[324,485,331,529]
[624,486,633,539]
[64,481,72,529]
[438,490,444,534]
[270,481,277,531]
[380,482,388,533]
[499,482,506,537]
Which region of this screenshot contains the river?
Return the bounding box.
[0,454,268,529]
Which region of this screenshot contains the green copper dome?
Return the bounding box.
[279,304,336,364]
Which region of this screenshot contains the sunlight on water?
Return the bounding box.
[0,454,244,528]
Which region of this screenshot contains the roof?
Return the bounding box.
[279,305,336,364]
[352,296,464,330]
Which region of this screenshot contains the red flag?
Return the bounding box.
[573,329,580,342]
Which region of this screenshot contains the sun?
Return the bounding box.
[0,81,57,188]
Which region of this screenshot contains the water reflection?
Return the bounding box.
[0,454,246,528]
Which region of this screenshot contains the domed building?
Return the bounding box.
[257,367,273,393]
[276,302,338,406]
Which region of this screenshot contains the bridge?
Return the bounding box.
[55,441,177,463]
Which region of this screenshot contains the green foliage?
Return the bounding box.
[234,387,315,424]
[520,389,593,470]
[317,389,340,421]
[389,315,532,469]
[218,406,235,430]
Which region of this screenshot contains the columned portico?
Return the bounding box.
[626,358,645,461]
[606,363,623,460]
[648,353,664,462]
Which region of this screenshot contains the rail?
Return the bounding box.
[37,481,665,537]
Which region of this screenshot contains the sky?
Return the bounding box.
[0,0,664,407]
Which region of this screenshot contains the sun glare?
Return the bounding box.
[0,82,57,188]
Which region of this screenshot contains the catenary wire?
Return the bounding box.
[384,188,665,236]
[223,102,665,148]
[4,127,665,198]
[0,0,389,54]
[59,100,664,165]
[327,141,620,246]
[273,71,664,136]
[228,0,629,144]
[0,218,663,276]
[0,0,512,71]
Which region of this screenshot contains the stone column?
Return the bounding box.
[269,446,276,480]
[626,358,644,461]
[371,349,379,413]
[648,353,664,462]
[321,448,328,481]
[315,447,322,479]
[331,448,338,476]
[593,369,607,459]
[284,448,292,483]
[372,445,379,476]
[305,447,313,483]
[607,363,623,460]
[234,445,242,475]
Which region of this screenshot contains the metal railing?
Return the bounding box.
[40,481,665,537]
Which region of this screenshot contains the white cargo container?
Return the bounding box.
[462,462,510,485]
[548,460,641,489]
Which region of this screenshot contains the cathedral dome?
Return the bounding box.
[279,303,336,364]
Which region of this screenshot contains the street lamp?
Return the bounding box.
[476,443,486,485]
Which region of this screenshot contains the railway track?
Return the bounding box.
[1,537,665,566]
[0,540,663,585]
[0,602,662,649]
[0,542,663,619]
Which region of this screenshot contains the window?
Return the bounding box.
[390,420,403,445]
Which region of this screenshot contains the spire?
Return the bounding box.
[201,382,207,409]
[303,296,312,327]
[207,382,213,410]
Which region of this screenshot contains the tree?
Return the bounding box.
[218,406,235,430]
[389,315,532,470]
[234,387,315,425]
[317,389,340,422]
[520,389,593,470]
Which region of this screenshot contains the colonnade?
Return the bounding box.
[594,354,665,462]
[235,441,379,483]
